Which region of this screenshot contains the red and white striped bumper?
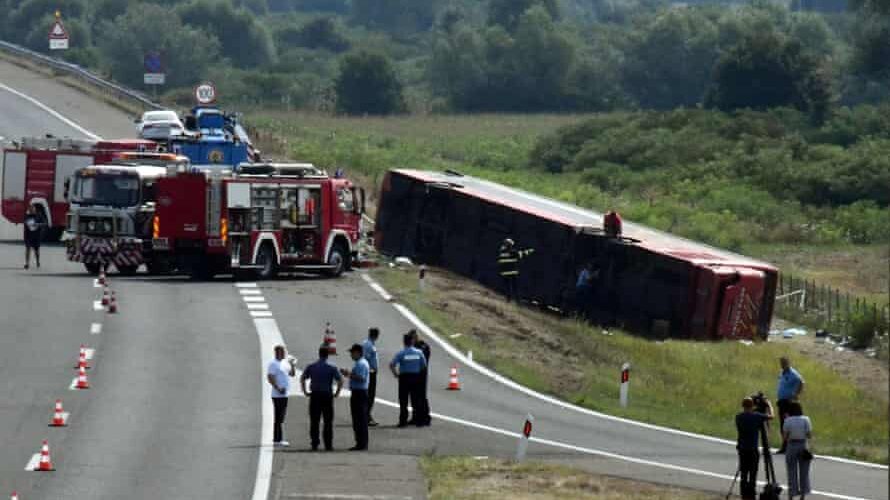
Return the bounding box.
[67,237,144,266]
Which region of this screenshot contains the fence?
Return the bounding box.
[0,39,161,112]
[775,272,890,345]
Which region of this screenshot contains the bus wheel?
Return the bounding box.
[256,244,279,280]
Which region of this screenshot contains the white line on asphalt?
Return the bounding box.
[243,296,266,303]
[247,303,270,311]
[240,289,263,295]
[250,311,274,318]
[361,273,888,471]
[250,316,287,500]
[284,495,413,500]
[90,323,102,335]
[236,283,258,288]
[83,348,95,361]
[92,279,101,288]
[92,300,103,311]
[68,378,78,390]
[0,82,102,140]
[24,453,40,471]
[58,412,70,425]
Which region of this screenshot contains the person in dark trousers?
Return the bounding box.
[735,396,774,500]
[341,344,370,451]
[776,356,805,453]
[362,328,380,426]
[410,329,432,426]
[390,333,427,427]
[603,210,622,238]
[783,402,813,499]
[300,346,343,451]
[23,204,42,269]
[496,238,534,302]
[575,262,597,318]
[267,345,297,447]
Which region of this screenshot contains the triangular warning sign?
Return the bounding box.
[49,21,68,39]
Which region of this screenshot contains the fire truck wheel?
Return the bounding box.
[256,244,279,280]
[117,264,140,276]
[84,263,101,276]
[326,244,347,278]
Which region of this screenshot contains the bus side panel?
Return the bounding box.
[2,151,27,223]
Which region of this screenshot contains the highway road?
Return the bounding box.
[0,57,886,500]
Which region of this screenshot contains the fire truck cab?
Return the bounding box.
[153,162,364,279]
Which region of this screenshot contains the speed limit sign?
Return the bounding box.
[194,82,217,105]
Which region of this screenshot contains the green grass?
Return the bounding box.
[374,266,889,464]
[420,456,720,500]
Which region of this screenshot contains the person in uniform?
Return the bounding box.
[389,334,427,427]
[496,238,534,302]
[362,328,380,426]
[409,329,432,426]
[341,344,370,451]
[23,204,42,269]
[300,346,343,451]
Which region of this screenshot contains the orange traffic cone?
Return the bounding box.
[322,322,337,355]
[107,292,117,314]
[100,287,109,306]
[49,399,66,427]
[75,345,90,370]
[447,365,461,390]
[98,269,106,286]
[75,366,90,390]
[37,440,54,471]
[11,490,19,500]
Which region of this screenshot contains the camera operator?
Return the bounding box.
[736,394,774,500]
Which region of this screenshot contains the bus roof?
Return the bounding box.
[393,169,777,273]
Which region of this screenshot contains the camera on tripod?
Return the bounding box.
[750,391,771,414]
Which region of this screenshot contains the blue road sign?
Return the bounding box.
[144,52,163,74]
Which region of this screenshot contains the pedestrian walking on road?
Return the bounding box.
[390,333,427,427]
[776,357,805,453]
[267,345,297,447]
[362,328,380,426]
[342,344,370,450]
[783,402,813,499]
[735,397,773,500]
[300,346,343,451]
[23,204,42,269]
[410,329,431,426]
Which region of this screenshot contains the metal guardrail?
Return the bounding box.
[0,40,161,111]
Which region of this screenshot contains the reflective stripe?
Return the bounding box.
[498,258,518,264]
[500,271,519,276]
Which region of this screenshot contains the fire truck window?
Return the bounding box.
[338,188,355,212]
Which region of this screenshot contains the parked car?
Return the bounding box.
[136,110,186,140]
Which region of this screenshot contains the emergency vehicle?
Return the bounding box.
[2,137,157,240]
[168,106,258,166]
[152,163,364,279]
[65,152,189,275]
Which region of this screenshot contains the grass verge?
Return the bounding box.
[372,265,889,464]
[420,456,720,500]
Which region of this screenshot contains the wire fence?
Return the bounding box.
[775,273,890,346]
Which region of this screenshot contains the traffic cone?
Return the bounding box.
[49,399,66,427]
[322,323,337,355]
[100,287,109,306]
[98,269,106,286]
[11,490,19,500]
[37,440,54,471]
[75,366,90,390]
[107,292,117,314]
[447,364,461,391]
[76,345,90,370]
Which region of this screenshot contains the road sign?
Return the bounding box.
[48,12,69,51]
[194,82,217,105]
[144,74,166,85]
[143,52,165,86]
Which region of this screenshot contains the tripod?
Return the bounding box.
[726,422,782,500]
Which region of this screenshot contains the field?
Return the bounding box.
[420,456,720,500]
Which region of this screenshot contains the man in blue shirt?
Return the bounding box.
[300,346,343,451]
[776,356,805,453]
[342,344,371,450]
[390,333,427,427]
[735,396,774,500]
[362,328,380,427]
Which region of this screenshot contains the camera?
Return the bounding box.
[750,391,770,413]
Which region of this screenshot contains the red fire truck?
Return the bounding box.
[152,163,365,279]
[2,137,157,240]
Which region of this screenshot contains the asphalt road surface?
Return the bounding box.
[0,57,886,500]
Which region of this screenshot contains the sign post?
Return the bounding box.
[515,413,534,462]
[143,52,165,100]
[48,11,69,51]
[619,362,631,408]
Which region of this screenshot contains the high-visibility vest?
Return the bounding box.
[497,246,534,277]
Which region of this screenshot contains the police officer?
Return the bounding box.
[409,329,431,426]
[341,344,370,451]
[362,328,380,426]
[496,238,534,302]
[300,346,343,451]
[390,333,427,428]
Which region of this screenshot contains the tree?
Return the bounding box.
[177,0,275,68]
[852,15,890,79]
[487,0,559,32]
[5,0,87,43]
[277,17,350,52]
[350,0,439,36]
[334,51,404,115]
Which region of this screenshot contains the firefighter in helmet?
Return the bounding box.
[496,238,534,302]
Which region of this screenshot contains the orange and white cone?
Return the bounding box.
[37,440,54,471]
[11,490,19,500]
[100,287,110,306]
[76,345,90,370]
[107,292,117,314]
[447,364,461,391]
[322,323,337,355]
[75,366,90,390]
[98,269,106,286]
[50,399,66,427]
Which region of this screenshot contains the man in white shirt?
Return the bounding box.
[267,345,296,446]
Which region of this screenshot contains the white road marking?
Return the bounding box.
[0,82,102,140]
[68,378,78,390]
[83,348,95,361]
[247,303,270,310]
[92,279,101,288]
[250,316,287,500]
[92,300,103,311]
[24,453,40,471]
[361,273,888,472]
[236,283,258,288]
[90,323,102,335]
[250,311,274,318]
[243,296,266,303]
[284,495,413,500]
[240,289,263,295]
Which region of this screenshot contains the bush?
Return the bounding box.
[849,310,880,349]
[334,50,405,115]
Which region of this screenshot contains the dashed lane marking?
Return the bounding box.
[90,323,102,335]
[236,283,258,288]
[247,303,270,310]
[92,300,103,311]
[243,296,266,303]
[250,311,274,318]
[24,454,41,471]
[240,289,262,295]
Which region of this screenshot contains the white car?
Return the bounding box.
[136,110,186,140]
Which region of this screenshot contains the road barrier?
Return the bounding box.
[37,440,54,472]
[0,39,161,111]
[323,322,337,355]
[619,363,630,408]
